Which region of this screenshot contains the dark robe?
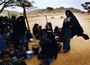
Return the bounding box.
[62,10,84,38]
[38,37,51,59]
[13,16,27,49]
[15,16,27,36]
[46,22,53,32]
[32,24,39,36]
[47,31,58,59]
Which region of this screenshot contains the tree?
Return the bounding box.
[0,0,34,31]
[46,7,54,14]
[0,0,15,13]
[81,2,90,14]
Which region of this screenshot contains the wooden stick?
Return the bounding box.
[8,11,10,18]
[45,15,48,23]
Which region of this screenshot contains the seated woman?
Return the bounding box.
[45,22,53,32]
[32,23,39,37]
[54,26,60,42]
[54,26,59,36]
[54,27,63,42]
[38,31,51,59]
[36,26,43,39]
[58,28,64,42]
[38,31,52,65]
[46,30,58,60]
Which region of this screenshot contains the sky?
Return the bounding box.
[0,0,90,12]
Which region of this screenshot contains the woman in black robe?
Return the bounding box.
[62,10,89,53]
[63,10,89,40]
[46,30,58,59]
[62,10,84,38]
[45,22,53,32]
[62,10,88,53]
[14,16,29,52]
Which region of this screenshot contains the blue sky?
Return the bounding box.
[0,0,90,12]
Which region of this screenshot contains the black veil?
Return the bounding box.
[64,10,89,40]
[65,10,84,37]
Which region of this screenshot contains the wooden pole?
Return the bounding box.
[8,11,10,18]
[45,15,48,24]
[23,6,30,31]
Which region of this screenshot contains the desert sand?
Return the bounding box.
[25,13,90,65]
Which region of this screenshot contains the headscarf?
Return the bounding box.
[14,16,27,36]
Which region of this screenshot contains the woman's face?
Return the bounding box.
[66,12,70,17]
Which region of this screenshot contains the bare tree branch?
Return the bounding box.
[0,0,34,31]
[81,2,90,14]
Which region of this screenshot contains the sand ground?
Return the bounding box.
[25,13,90,65]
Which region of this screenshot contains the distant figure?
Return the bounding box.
[54,26,59,36]
[37,26,43,39]
[54,27,63,42]
[32,23,39,38]
[46,22,53,32]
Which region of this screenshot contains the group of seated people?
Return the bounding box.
[32,22,65,65]
[33,23,63,41]
[0,16,33,65]
[0,15,68,65]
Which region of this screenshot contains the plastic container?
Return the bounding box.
[26,51,34,59]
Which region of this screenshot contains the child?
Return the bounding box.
[7,42,21,60]
[0,51,17,65]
